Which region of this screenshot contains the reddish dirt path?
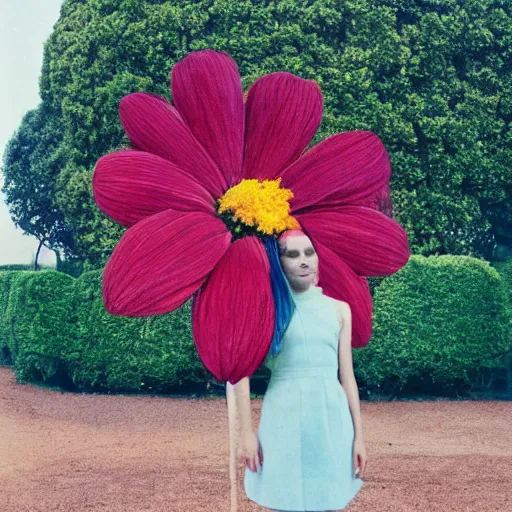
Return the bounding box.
[1,366,511,512]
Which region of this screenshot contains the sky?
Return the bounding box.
[0,0,63,266]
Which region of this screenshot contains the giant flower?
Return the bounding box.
[92,49,410,385]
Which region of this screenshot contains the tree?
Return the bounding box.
[6,0,511,266]
[2,105,75,269]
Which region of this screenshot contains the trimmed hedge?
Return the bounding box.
[354,255,512,395]
[492,259,512,308]
[1,254,511,395]
[68,269,207,392]
[0,269,207,392]
[0,270,30,364]
[2,270,76,384]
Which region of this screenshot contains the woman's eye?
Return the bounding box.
[288,250,315,257]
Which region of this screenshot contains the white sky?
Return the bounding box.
[0,0,63,266]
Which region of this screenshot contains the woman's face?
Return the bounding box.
[278,234,319,291]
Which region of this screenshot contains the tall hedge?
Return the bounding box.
[2,0,507,266]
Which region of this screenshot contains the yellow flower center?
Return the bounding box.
[216,178,300,238]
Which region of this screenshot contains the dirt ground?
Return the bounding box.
[1,366,511,512]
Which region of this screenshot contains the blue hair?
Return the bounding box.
[263,236,296,356]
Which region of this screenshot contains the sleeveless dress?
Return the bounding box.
[244,284,364,511]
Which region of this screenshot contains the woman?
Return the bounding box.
[235,229,367,512]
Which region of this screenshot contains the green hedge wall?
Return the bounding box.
[2,270,76,383]
[492,259,512,307]
[68,269,207,392]
[1,254,511,396]
[354,255,512,395]
[0,270,30,363]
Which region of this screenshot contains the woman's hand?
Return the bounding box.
[353,436,367,478]
[238,430,263,472]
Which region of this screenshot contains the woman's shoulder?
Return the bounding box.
[324,295,348,325]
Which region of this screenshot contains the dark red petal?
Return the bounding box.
[295,206,410,277]
[352,181,394,218]
[93,150,215,227]
[280,131,391,213]
[119,92,227,198]
[192,237,275,384]
[314,241,374,348]
[243,72,323,180]
[171,50,244,188]
[102,210,231,316]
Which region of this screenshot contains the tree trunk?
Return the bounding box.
[34,239,45,271]
[55,248,62,271]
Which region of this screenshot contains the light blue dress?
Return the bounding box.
[244,284,364,511]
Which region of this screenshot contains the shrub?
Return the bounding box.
[355,255,512,395]
[68,270,208,393]
[4,270,77,385]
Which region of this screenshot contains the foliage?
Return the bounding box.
[69,269,207,392]
[492,258,512,307]
[1,270,76,382]
[0,269,207,392]
[1,106,74,257]
[3,0,511,268]
[0,255,510,394]
[355,254,512,394]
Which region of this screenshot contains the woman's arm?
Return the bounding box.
[231,377,263,472]
[232,376,254,435]
[336,301,364,441]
